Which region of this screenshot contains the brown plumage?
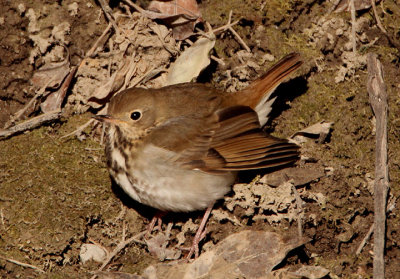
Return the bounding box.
[95,52,303,259]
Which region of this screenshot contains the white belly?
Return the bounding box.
[108,142,235,212]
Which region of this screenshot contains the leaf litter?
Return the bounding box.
[1,0,336,277]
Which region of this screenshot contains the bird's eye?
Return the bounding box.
[130,111,142,121]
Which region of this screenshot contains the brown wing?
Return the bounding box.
[148,105,299,172]
[201,106,299,171]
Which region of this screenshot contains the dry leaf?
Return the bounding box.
[79,243,107,264]
[258,167,325,188]
[166,34,215,85]
[31,58,70,90]
[40,66,78,112]
[142,230,308,279]
[30,52,73,113]
[95,271,145,279]
[87,57,134,108]
[334,0,378,12]
[146,0,202,40]
[146,234,182,261]
[292,265,330,279]
[266,265,330,279]
[290,121,333,144]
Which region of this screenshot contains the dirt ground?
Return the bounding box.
[1,0,400,278]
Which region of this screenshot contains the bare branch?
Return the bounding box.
[367,53,389,279]
[0,110,61,140]
[0,256,45,273]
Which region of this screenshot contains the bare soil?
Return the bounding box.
[1,0,400,278]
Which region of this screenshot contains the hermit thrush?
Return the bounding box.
[95,52,302,258]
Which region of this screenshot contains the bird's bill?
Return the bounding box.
[93,115,125,125]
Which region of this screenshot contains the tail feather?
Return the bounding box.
[226,53,302,126]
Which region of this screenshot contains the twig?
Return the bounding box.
[86,22,113,58]
[122,0,146,14]
[98,0,121,36]
[90,231,146,279]
[367,53,389,279]
[371,0,387,35]
[226,10,250,52]
[0,208,4,228]
[0,110,61,140]
[209,20,239,34]
[60,119,95,139]
[371,0,400,51]
[100,123,106,145]
[40,64,79,113]
[349,0,357,54]
[356,223,375,255]
[0,256,45,273]
[290,182,303,239]
[356,197,397,255]
[4,77,56,129]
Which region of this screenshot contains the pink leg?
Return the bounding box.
[146,211,166,237]
[185,203,214,260]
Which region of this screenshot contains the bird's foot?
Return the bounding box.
[146,211,166,238]
[184,203,214,260]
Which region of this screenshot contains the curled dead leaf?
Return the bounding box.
[166,33,215,85]
[290,121,333,144]
[146,0,202,40]
[31,57,70,90]
[142,230,309,278]
[334,0,378,12]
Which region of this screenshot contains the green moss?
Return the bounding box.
[0,114,120,269]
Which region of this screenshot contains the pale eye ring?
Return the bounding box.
[130,111,142,121]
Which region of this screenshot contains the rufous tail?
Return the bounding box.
[229,52,302,109]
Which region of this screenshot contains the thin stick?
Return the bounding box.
[40,64,79,113]
[356,223,374,255]
[226,10,250,52]
[371,0,400,51]
[90,231,146,279]
[0,256,45,273]
[356,198,397,255]
[367,53,389,279]
[349,0,357,54]
[0,110,61,140]
[371,0,387,35]
[60,119,95,139]
[291,183,303,240]
[98,0,121,36]
[209,20,239,34]
[122,0,146,14]
[4,77,56,129]
[86,22,113,58]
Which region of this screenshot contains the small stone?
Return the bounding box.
[18,3,26,15]
[79,244,107,264]
[68,2,79,17]
[335,28,344,36]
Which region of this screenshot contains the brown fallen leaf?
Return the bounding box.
[258,167,325,188]
[145,233,182,261]
[290,121,333,144]
[142,230,309,279]
[334,0,379,12]
[166,33,215,85]
[40,65,77,112]
[266,265,330,279]
[292,265,330,279]
[95,271,145,279]
[146,0,202,40]
[31,56,70,90]
[87,56,135,108]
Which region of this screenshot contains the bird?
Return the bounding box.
[94,52,302,259]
